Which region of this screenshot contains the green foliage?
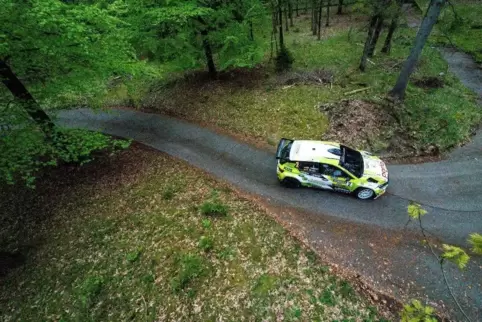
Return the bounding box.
[407,202,427,220]
[275,46,295,72]
[170,253,204,293]
[401,300,436,322]
[200,200,228,217]
[319,287,336,306]
[468,233,482,255]
[0,0,138,105]
[0,125,130,187]
[201,219,212,229]
[441,244,469,270]
[162,185,180,200]
[77,276,104,308]
[339,280,355,299]
[198,235,214,252]
[252,274,277,296]
[126,249,142,263]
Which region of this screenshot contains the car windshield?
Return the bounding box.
[280,142,293,160]
[340,146,364,178]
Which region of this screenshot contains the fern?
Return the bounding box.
[407,202,427,220]
[441,244,470,270]
[468,233,482,255]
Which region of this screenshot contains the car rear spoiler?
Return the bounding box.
[275,138,294,159]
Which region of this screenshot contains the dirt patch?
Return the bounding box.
[412,76,445,89]
[319,99,394,151]
[276,69,335,86]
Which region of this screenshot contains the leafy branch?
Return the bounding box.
[405,202,475,322]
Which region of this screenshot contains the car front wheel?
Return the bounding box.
[356,188,374,200]
[281,177,301,189]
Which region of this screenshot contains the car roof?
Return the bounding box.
[289,140,342,163]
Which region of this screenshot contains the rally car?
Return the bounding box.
[275,138,389,200]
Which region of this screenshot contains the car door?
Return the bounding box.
[297,162,332,190]
[320,164,354,193]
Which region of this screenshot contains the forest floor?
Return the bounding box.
[0,143,391,321]
[105,6,480,162]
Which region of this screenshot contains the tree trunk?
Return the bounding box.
[284,0,290,32]
[296,0,299,16]
[367,16,383,57]
[201,31,217,78]
[326,0,330,27]
[0,60,55,136]
[289,0,294,27]
[390,0,445,100]
[249,21,254,41]
[317,0,323,40]
[381,18,398,54]
[359,15,378,72]
[305,0,309,14]
[337,0,343,15]
[312,0,317,34]
[279,0,285,48]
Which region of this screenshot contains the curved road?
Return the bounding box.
[56,108,482,245]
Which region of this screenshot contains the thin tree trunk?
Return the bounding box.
[279,0,285,48]
[284,1,289,31]
[249,21,254,41]
[305,0,309,14]
[390,0,445,100]
[326,0,330,27]
[337,0,343,14]
[289,0,294,27]
[359,15,378,71]
[201,31,217,78]
[296,0,299,16]
[317,0,323,40]
[312,0,317,34]
[381,18,398,54]
[367,16,383,57]
[0,60,55,136]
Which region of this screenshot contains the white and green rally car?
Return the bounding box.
[275,138,389,200]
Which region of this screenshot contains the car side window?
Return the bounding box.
[320,164,350,179]
[297,162,319,173]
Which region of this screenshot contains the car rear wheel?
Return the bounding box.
[281,177,301,188]
[356,188,374,200]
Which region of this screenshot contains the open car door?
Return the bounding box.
[275,138,294,160]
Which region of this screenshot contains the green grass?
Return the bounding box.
[0,145,385,321]
[105,10,479,154]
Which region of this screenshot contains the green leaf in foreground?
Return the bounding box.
[441,244,470,270]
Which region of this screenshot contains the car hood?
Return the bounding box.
[362,155,388,182]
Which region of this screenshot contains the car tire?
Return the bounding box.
[281,177,301,189]
[355,188,375,200]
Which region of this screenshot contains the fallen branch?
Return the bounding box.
[344,87,371,95]
[367,59,376,65]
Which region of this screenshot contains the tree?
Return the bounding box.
[359,15,379,71]
[326,0,331,27]
[0,0,135,134]
[390,0,446,100]
[381,0,404,54]
[337,0,344,14]
[317,0,323,40]
[404,202,479,322]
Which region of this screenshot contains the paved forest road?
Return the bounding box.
[57,107,482,320]
[57,108,482,243]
